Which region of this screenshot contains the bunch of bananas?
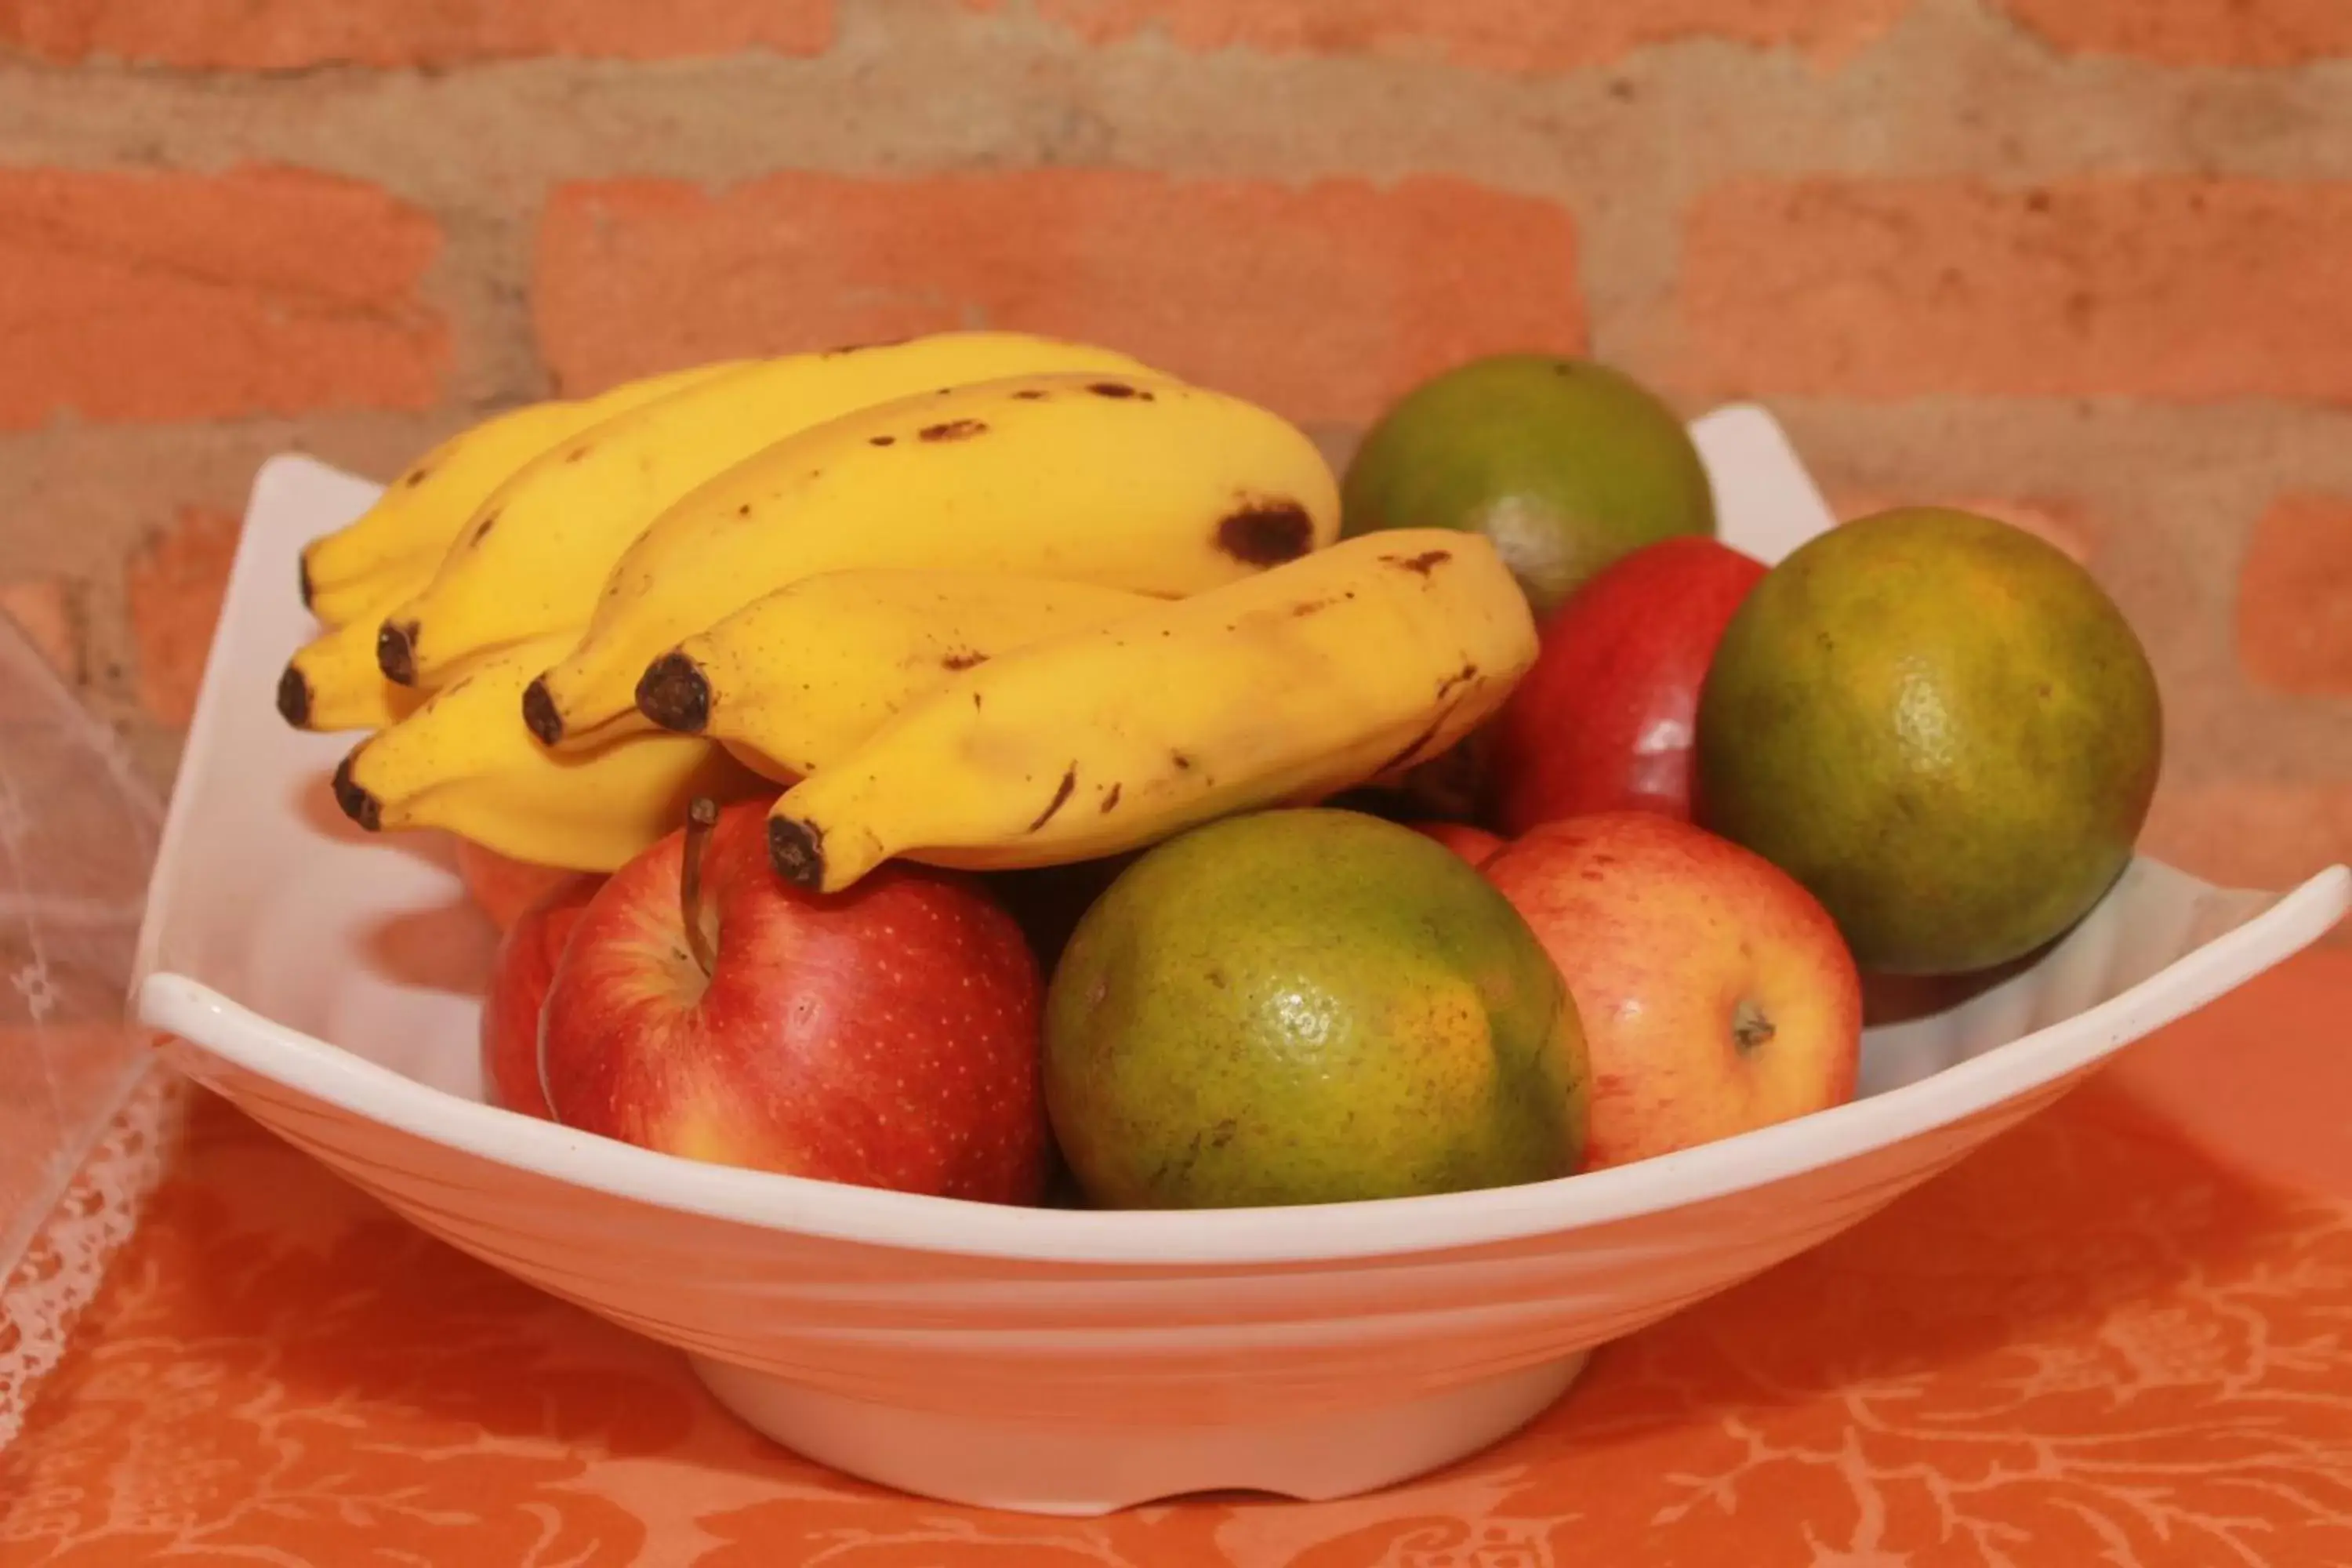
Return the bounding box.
[285,328,1539,882]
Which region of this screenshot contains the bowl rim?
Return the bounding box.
[137,855,2348,1267]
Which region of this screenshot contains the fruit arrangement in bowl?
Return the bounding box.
[131,331,2348,1515]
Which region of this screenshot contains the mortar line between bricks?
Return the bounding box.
[9,72,2352,191]
[5,8,2352,202]
[4,0,2350,92]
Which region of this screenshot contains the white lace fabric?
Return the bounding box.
[0,611,172,1450]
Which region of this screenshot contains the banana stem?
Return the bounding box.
[681,797,720,977]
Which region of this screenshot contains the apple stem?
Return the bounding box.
[1732,999,1777,1053]
[681,797,720,978]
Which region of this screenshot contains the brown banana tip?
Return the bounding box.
[637,652,713,734]
[521,676,565,748]
[767,816,825,890]
[329,753,382,832]
[376,620,419,686]
[275,665,312,728]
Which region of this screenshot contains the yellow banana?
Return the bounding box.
[637,569,1161,780]
[278,596,428,733]
[525,371,1341,752]
[377,332,1167,690]
[299,361,739,627]
[331,632,768,873]
[764,529,1537,892]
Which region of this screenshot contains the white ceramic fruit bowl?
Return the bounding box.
[131,408,2350,1516]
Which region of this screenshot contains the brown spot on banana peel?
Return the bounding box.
[941,648,987,671]
[1171,750,1194,771]
[275,665,311,728]
[331,753,382,832]
[636,652,713,733]
[1385,550,1452,575]
[1087,382,1153,400]
[1216,501,1313,566]
[376,621,420,685]
[1436,662,1479,702]
[1029,764,1079,832]
[402,464,431,489]
[1012,390,1048,401]
[564,444,591,463]
[472,507,499,543]
[869,434,896,446]
[1289,597,1336,618]
[1100,782,1122,812]
[522,677,566,747]
[768,816,825,889]
[920,419,988,442]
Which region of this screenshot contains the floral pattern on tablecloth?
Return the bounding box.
[2,1060,2349,1567]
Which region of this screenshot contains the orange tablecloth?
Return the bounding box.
[4,952,2350,1567]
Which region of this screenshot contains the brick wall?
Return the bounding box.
[4,0,2348,904]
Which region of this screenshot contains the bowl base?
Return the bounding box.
[688,1352,1590,1515]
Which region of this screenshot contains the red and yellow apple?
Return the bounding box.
[1483,810,1861,1168]
[539,800,1050,1204]
[1488,535,1767,833]
[479,873,603,1119]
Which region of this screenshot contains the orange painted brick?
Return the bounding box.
[0,578,81,683]
[2238,495,2352,696]
[1994,0,2352,66]
[1679,179,2352,401]
[956,0,1904,69]
[127,506,239,728]
[534,171,1582,426]
[0,166,446,429]
[0,0,831,67]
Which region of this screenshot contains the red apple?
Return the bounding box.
[1408,819,1507,867]
[1483,811,1861,1169]
[540,800,1049,1203]
[479,874,603,1119]
[1489,535,1768,834]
